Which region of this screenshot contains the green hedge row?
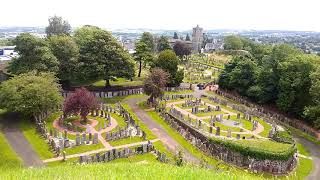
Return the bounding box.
[208,138,296,161]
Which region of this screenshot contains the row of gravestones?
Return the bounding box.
[105,126,146,141]
[207,94,282,137]
[215,89,319,138]
[168,110,246,140]
[62,88,143,99]
[182,99,201,107]
[160,94,193,101]
[159,111,297,174]
[165,87,191,92]
[49,129,99,156]
[79,142,154,164]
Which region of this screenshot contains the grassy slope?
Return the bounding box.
[143,105,312,179]
[0,162,252,180]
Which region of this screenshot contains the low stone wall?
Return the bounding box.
[62,88,143,99]
[160,111,297,175]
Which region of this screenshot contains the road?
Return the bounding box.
[126,97,201,165]
[1,113,44,167]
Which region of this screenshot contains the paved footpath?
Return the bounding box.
[126,98,201,165]
[1,113,44,167]
[294,136,320,180]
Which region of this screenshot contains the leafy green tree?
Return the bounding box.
[157,36,172,52]
[276,54,316,116]
[140,32,155,52]
[134,41,154,77]
[8,33,59,74]
[48,35,79,86]
[223,35,243,50]
[185,34,191,41]
[143,68,169,104]
[74,26,135,87]
[152,50,183,86]
[45,15,71,37]
[173,32,179,39]
[0,72,63,119]
[173,41,192,59]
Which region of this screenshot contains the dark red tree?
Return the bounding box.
[63,87,98,122]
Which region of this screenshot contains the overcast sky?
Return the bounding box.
[2,0,320,31]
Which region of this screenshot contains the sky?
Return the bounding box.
[1,0,320,31]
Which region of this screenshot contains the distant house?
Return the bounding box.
[204,39,224,53]
[0,46,18,61]
[122,42,136,54]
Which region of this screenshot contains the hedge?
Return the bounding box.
[209,138,296,161]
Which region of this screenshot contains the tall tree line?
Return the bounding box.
[219,36,320,128]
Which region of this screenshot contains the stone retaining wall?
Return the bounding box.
[161,111,297,175]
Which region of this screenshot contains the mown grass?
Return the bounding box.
[164,90,193,95]
[92,77,144,88]
[0,162,254,180]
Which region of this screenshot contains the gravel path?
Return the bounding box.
[126,98,201,165]
[1,113,44,167]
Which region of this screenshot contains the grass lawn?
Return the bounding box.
[108,136,143,146]
[164,90,193,95]
[0,162,256,180]
[63,142,104,155]
[92,77,144,88]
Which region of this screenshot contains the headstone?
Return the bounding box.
[93,133,98,144]
[76,133,80,146]
[64,130,68,139]
[227,129,232,138]
[216,127,220,136]
[236,134,240,139]
[82,133,86,144]
[209,126,213,134]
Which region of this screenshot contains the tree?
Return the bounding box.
[152,50,183,86]
[45,15,71,37]
[173,32,179,39]
[185,34,191,41]
[276,54,315,116]
[173,41,192,59]
[0,72,62,119]
[304,67,320,127]
[157,36,172,52]
[48,35,79,86]
[134,41,154,77]
[63,87,97,123]
[223,35,243,50]
[74,26,135,87]
[143,68,169,104]
[140,32,155,52]
[8,33,59,75]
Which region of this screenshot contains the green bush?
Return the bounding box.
[209,138,296,161]
[272,131,294,144]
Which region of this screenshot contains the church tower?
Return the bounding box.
[192,25,203,53]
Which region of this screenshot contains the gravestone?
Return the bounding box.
[64,130,68,139]
[236,134,241,139]
[216,127,220,136]
[81,133,86,144]
[76,133,80,146]
[209,126,213,134]
[93,133,99,144]
[227,129,232,138]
